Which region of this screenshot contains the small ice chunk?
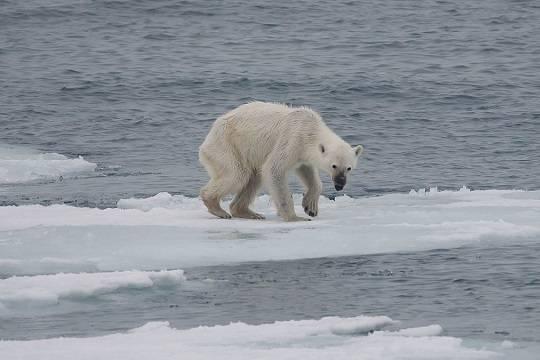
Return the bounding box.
[117,192,201,211]
[0,270,185,308]
[328,315,396,335]
[501,340,516,349]
[389,324,443,337]
[0,145,96,184]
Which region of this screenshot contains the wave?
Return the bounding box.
[1,187,539,276]
[0,316,503,359]
[0,145,97,185]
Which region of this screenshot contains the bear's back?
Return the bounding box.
[221,101,322,134]
[207,102,323,165]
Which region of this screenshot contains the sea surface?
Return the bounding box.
[1,0,539,358]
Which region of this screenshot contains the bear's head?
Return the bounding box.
[318,143,363,191]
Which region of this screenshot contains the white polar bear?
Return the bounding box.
[199,102,363,222]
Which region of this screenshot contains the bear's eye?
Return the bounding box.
[332,164,337,169]
[347,167,352,171]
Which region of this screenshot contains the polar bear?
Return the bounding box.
[199,102,363,221]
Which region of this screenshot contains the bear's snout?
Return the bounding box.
[333,174,346,191]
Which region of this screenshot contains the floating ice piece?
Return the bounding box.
[0,317,497,360]
[316,315,395,335]
[409,186,471,197]
[501,340,516,349]
[1,189,540,275]
[117,192,200,211]
[376,324,443,337]
[0,145,96,184]
[0,270,185,307]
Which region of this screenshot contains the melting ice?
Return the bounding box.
[0,145,96,184]
[1,187,539,276]
[0,316,499,360]
[1,187,539,358]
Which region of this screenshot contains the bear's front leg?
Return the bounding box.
[296,164,322,217]
[263,161,310,222]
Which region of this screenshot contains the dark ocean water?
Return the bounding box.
[1,0,539,207]
[1,0,540,356]
[2,243,540,345]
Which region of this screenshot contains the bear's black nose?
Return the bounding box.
[334,174,346,191]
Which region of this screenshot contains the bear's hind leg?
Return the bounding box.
[200,179,233,219]
[199,147,243,219]
[230,170,265,219]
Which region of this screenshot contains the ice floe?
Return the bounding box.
[0,270,185,308]
[117,192,200,211]
[380,324,443,337]
[0,145,96,184]
[1,188,539,276]
[0,317,498,360]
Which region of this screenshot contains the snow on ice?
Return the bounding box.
[0,316,498,360]
[0,270,185,308]
[0,145,96,184]
[1,188,539,276]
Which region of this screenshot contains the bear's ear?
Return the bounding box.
[319,144,325,154]
[353,144,364,157]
